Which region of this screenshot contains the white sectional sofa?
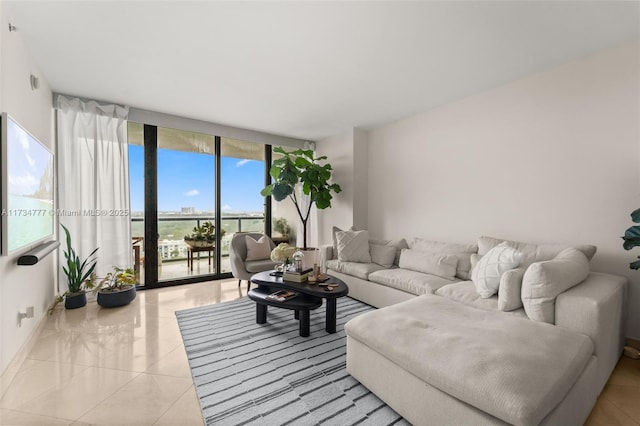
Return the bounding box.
[321,233,627,426]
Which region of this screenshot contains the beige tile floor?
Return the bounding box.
[0,278,638,425]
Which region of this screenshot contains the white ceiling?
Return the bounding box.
[5,1,640,141]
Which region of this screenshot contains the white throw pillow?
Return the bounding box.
[332,225,357,257]
[410,238,477,280]
[369,244,396,268]
[245,235,272,261]
[521,247,590,324]
[471,243,522,299]
[498,268,526,311]
[398,248,458,280]
[336,230,371,263]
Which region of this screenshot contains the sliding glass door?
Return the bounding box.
[128,122,271,287]
[219,138,266,273]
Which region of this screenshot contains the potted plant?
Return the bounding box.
[90,267,137,308]
[57,224,99,310]
[184,221,225,248]
[622,207,640,269]
[621,207,640,359]
[273,217,292,239]
[261,147,341,249]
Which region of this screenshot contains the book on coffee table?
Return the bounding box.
[283,268,313,283]
[266,290,297,302]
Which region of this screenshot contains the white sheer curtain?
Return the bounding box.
[55,95,131,286]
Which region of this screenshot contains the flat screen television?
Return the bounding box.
[1,113,55,254]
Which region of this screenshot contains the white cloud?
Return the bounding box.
[184,189,200,197]
[9,173,38,195]
[17,132,36,168]
[222,204,232,211]
[236,159,252,167]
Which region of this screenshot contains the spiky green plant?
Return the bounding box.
[622,208,640,270]
[261,147,341,249]
[61,224,99,293]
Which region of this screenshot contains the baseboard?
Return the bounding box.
[627,337,640,350]
[0,313,48,398]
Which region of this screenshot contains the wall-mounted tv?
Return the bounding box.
[1,113,55,254]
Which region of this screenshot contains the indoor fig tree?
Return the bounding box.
[622,207,640,269]
[261,147,341,249]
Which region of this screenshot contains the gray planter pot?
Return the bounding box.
[97,286,136,308]
[64,292,87,309]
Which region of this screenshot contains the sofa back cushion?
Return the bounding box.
[478,236,596,270]
[370,238,409,266]
[410,238,478,280]
[399,248,458,280]
[369,244,396,268]
[521,247,590,324]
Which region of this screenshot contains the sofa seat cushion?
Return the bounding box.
[345,295,593,426]
[245,259,280,273]
[325,259,385,280]
[436,281,527,318]
[368,268,455,295]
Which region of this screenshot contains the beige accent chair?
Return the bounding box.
[229,233,279,292]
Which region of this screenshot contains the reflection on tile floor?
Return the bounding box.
[0,277,638,425]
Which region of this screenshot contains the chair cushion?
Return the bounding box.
[368,268,455,295]
[245,259,279,273]
[245,235,272,261]
[325,260,385,280]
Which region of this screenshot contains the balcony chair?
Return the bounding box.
[229,232,279,292]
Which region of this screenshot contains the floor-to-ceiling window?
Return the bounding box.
[219,138,267,273]
[128,122,272,287]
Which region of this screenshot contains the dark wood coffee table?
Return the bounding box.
[249,271,349,337]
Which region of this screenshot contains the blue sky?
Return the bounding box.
[8,116,53,196]
[129,145,265,213]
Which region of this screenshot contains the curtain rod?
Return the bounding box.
[53,93,311,149]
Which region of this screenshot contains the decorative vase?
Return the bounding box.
[64,292,87,309]
[97,286,136,308]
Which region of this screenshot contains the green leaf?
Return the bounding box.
[260,184,274,197]
[632,208,640,223]
[272,183,293,201]
[294,157,312,168]
[623,226,640,250]
[269,166,282,180]
[631,258,640,270]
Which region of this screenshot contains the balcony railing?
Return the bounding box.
[131,215,265,262]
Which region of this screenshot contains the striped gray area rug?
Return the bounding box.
[176,296,409,426]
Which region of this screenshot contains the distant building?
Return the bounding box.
[181,207,196,214]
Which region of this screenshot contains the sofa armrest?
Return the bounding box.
[320,244,334,269]
[555,271,627,390]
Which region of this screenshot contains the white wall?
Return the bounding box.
[0,2,55,374]
[316,129,368,244]
[364,42,640,337]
